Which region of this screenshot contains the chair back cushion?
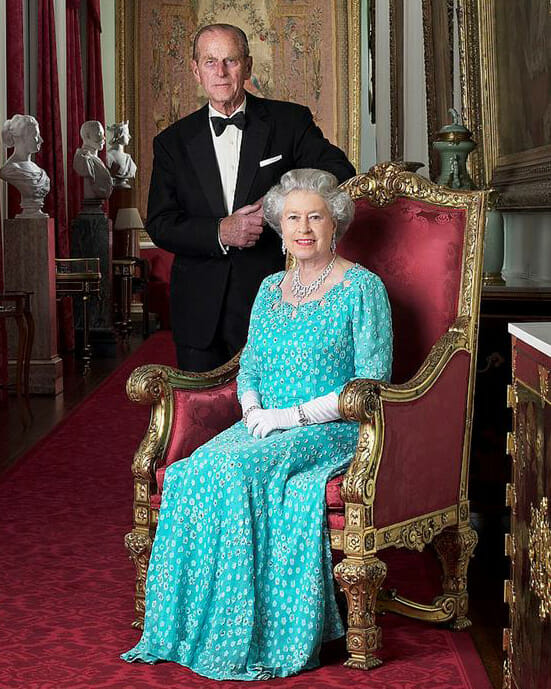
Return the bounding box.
[338,197,466,383]
[141,246,173,283]
[164,380,241,466]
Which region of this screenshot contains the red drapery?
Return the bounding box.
[86,0,105,125]
[66,0,85,226]
[36,0,74,350]
[86,0,108,217]
[5,0,25,220]
[2,0,25,398]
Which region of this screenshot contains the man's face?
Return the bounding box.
[85,123,105,151]
[191,29,252,113]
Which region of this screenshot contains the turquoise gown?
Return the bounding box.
[122,264,393,680]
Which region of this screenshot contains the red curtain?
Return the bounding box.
[6,0,25,220]
[2,0,25,398]
[86,0,108,219]
[66,0,85,225]
[86,0,105,126]
[36,0,74,350]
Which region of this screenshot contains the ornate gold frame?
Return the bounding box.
[389,0,404,161]
[332,163,486,668]
[124,162,488,669]
[115,0,362,216]
[422,0,455,181]
[457,0,551,209]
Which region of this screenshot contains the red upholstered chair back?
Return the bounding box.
[141,246,173,283]
[338,195,466,383]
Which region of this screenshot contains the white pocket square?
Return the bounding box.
[259,154,283,168]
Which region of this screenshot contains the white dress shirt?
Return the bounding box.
[209,98,246,216]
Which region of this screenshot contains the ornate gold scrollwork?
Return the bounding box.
[126,364,171,404]
[124,531,153,629]
[434,526,478,595]
[538,364,550,408]
[401,518,440,551]
[379,509,453,550]
[339,379,380,422]
[334,557,387,669]
[340,423,382,506]
[132,413,164,481]
[502,656,512,689]
[529,497,551,621]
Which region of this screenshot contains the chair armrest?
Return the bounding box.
[339,318,472,509]
[339,316,470,422]
[126,355,241,483]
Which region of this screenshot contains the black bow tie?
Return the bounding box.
[210,111,246,136]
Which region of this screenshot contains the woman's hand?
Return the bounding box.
[246,407,298,439]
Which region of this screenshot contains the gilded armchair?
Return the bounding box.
[125,161,488,669]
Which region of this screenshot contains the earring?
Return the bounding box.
[281,238,287,254]
[331,233,337,254]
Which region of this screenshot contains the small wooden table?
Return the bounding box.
[0,291,34,420]
[55,258,101,374]
[112,257,150,341]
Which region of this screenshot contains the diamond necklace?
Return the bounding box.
[291,255,336,304]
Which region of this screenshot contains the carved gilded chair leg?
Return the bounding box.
[433,525,478,630]
[124,530,153,629]
[334,556,388,669]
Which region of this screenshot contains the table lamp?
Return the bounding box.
[114,207,144,257]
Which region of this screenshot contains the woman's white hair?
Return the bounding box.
[263,168,355,239]
[1,115,38,149]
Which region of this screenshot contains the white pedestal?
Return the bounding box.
[4,217,63,395]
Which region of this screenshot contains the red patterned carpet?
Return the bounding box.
[1,332,492,689]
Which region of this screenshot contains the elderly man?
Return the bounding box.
[147,23,355,372]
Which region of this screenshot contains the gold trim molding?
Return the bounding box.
[458,0,551,209]
[529,497,551,622]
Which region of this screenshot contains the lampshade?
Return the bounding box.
[114,207,144,231]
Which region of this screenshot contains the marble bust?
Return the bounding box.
[73,120,113,211]
[0,114,50,218]
[106,121,137,189]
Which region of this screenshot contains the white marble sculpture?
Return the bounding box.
[106,120,136,189]
[73,120,113,211]
[0,114,50,218]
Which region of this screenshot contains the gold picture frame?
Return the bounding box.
[458,0,551,209]
[115,0,361,219]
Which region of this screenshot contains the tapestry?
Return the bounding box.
[119,0,359,216]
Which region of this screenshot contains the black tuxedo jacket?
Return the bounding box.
[146,92,356,349]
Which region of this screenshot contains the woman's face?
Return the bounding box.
[18,122,43,155]
[120,127,130,146]
[280,190,336,263]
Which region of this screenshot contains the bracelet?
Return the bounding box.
[242,405,260,426]
[296,404,309,427]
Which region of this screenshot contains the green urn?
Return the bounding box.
[433,108,476,189]
[433,109,504,285]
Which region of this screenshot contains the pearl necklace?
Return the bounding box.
[291,255,336,305]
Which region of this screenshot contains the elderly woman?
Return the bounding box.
[122,169,393,680]
[0,114,50,217]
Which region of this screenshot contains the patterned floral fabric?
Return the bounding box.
[121,264,392,680]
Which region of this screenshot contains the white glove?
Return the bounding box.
[247,407,299,438]
[246,392,341,439]
[241,390,261,416]
[301,392,340,424]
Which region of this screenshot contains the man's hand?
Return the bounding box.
[219,203,264,248]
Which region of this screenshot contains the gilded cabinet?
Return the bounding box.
[504,323,551,689]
